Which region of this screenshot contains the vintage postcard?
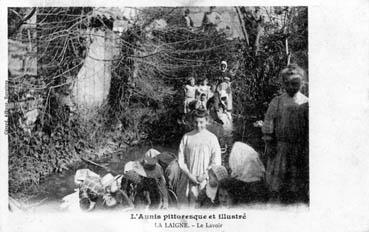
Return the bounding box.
[1,0,369,232]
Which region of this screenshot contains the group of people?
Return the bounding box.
[174,63,309,207]
[121,136,267,209]
[176,109,268,207]
[182,61,233,131]
[73,63,309,210]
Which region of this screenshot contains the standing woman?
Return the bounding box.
[262,64,308,203]
[178,109,222,207]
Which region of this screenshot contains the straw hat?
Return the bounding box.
[124,160,162,179]
[141,157,163,179]
[210,165,228,181]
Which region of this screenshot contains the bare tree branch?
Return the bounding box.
[8,7,36,37]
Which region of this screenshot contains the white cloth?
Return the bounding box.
[205,184,218,202]
[197,85,211,99]
[184,84,197,99]
[74,169,100,186]
[218,89,227,98]
[216,91,233,134]
[221,61,227,69]
[217,110,233,135]
[144,148,161,158]
[60,189,83,212]
[184,16,192,27]
[229,142,265,182]
[124,160,147,177]
[184,85,197,113]
[217,82,233,111]
[178,129,221,198]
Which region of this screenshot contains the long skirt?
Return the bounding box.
[231,179,269,204]
[265,141,302,195]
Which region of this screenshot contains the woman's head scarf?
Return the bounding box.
[229,142,265,182]
[220,61,227,72]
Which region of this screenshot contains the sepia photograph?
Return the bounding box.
[6,6,309,212]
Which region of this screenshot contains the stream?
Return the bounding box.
[28,145,177,212]
[17,120,265,212]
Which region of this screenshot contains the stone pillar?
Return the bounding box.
[72,29,117,110]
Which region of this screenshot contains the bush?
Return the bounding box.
[8,7,308,196]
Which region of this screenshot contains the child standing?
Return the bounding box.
[217,76,233,112]
[262,64,308,203]
[178,109,222,207]
[184,77,197,114]
[197,77,211,101]
[195,93,208,111]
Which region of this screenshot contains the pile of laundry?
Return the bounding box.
[60,149,177,212]
[60,169,134,212]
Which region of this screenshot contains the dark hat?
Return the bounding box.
[209,165,228,181]
[125,159,163,180]
[141,157,157,171]
[124,169,142,184]
[193,108,209,118]
[141,157,164,179]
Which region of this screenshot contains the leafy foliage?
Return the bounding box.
[8,7,308,196]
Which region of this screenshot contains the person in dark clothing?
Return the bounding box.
[123,154,169,209]
[217,178,237,207]
[196,165,229,208]
[262,64,308,203]
[228,142,269,204]
[229,179,268,204]
[181,8,194,29]
[143,149,188,205]
[296,102,309,203]
[206,91,225,125]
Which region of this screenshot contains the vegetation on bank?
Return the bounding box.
[8,7,308,197]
